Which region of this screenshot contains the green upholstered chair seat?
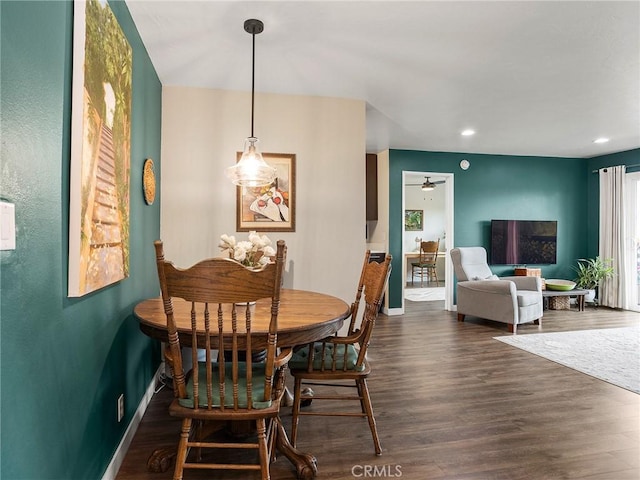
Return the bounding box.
[179,362,272,409]
[412,261,436,268]
[289,342,363,371]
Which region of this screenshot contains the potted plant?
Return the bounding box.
[573,256,615,304]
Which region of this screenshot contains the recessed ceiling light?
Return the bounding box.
[461,129,475,136]
[593,137,609,144]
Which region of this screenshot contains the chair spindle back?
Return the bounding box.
[310,251,392,372]
[419,239,439,263]
[154,239,287,411]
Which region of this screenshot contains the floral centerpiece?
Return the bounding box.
[219,231,276,268]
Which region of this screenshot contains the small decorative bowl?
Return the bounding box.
[545,279,576,291]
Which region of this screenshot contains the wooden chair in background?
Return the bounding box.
[288,251,392,455]
[154,239,291,480]
[411,239,440,286]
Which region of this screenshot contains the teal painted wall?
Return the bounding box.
[586,148,640,257]
[1,1,162,479]
[388,150,588,308]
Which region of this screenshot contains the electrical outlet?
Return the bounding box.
[117,394,124,422]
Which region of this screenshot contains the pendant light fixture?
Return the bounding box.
[226,19,277,187]
[421,178,436,191]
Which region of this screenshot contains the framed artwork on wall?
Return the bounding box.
[405,209,423,231]
[68,0,132,297]
[236,152,296,232]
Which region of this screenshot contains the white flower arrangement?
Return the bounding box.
[219,231,276,268]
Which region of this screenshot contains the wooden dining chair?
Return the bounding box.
[411,239,439,286]
[154,239,291,480]
[288,251,392,455]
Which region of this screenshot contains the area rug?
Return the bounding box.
[494,326,640,394]
[404,287,445,302]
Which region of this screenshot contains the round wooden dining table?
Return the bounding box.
[134,288,350,480]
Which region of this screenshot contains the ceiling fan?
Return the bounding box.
[406,177,446,191]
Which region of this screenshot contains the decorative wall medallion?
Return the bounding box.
[143,158,156,205]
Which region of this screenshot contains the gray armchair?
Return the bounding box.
[450,247,543,333]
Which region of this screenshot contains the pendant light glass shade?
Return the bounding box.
[226,137,276,187]
[226,18,276,187]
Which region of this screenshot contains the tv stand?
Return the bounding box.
[514,267,542,277]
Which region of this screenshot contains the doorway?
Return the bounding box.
[401,171,454,312]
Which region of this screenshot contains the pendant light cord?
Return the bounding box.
[244,18,263,139]
[250,29,256,138]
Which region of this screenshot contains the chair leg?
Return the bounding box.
[266,417,275,463]
[457,313,465,322]
[173,418,192,480]
[194,420,203,462]
[291,376,303,447]
[356,379,366,413]
[256,418,270,480]
[357,378,382,455]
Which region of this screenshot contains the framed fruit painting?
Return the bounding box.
[236,152,296,232]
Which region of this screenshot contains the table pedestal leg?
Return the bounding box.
[147,448,176,473]
[274,417,318,480]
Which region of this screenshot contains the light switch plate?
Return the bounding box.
[0,202,16,250]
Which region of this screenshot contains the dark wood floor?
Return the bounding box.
[116,302,640,480]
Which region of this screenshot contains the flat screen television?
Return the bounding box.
[490,220,557,265]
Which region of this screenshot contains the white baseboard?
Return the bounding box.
[101,365,162,480]
[385,305,457,316]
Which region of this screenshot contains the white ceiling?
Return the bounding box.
[125,0,640,159]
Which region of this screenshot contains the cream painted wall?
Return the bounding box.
[160,87,366,304]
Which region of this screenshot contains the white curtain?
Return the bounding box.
[599,165,627,308]
[624,172,640,312]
